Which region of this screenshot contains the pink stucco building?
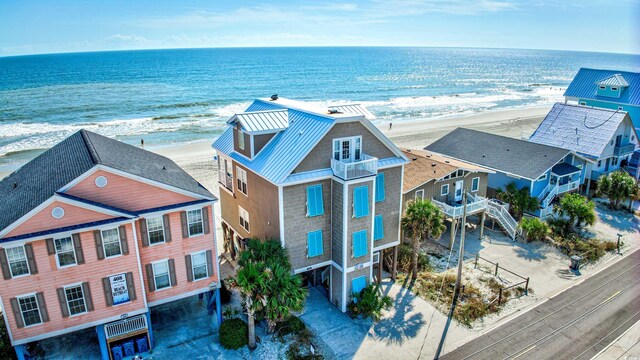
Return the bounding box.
[0,130,220,360]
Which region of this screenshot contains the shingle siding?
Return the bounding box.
[331,266,344,310]
[331,180,344,267]
[373,166,403,249]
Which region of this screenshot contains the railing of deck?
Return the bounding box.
[614,144,636,156]
[431,193,488,219]
[105,314,147,339]
[486,199,518,240]
[331,154,378,180]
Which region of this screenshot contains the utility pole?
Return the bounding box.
[434,191,468,360]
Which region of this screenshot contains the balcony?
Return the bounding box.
[614,144,636,156]
[331,154,378,180]
[432,193,488,219]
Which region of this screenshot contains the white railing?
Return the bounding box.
[557,180,580,194]
[486,199,518,240]
[104,314,147,339]
[331,154,378,180]
[614,144,636,156]
[431,194,488,219]
[541,184,558,208]
[539,205,555,218]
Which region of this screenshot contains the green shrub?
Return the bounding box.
[219,318,248,350]
[519,217,550,242]
[397,244,432,273]
[601,241,618,252]
[348,284,393,321]
[546,218,572,238]
[276,316,307,337]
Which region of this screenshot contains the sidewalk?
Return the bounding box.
[594,320,640,359]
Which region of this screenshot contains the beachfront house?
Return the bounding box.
[212,97,407,313]
[529,103,638,189]
[0,130,221,360]
[564,68,640,129]
[400,149,519,241]
[425,128,588,218]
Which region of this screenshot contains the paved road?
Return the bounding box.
[442,249,640,360]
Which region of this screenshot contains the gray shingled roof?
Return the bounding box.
[425,128,571,180]
[529,103,633,159]
[0,130,214,231]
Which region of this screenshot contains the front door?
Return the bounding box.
[455,180,463,202]
[334,137,362,162]
[605,158,611,172]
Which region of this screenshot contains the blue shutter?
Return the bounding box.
[307,230,323,257]
[352,230,368,258]
[352,276,367,296]
[375,173,385,202]
[374,215,384,241]
[353,186,369,218]
[306,185,324,217]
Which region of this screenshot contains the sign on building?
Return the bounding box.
[109,273,130,305]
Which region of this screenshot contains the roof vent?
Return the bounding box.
[271,94,278,101]
[506,149,509,151]
[162,166,167,170]
[406,149,412,153]
[12,183,17,189]
[482,154,486,157]
[445,160,450,163]
[328,108,341,114]
[431,162,436,167]
[412,157,417,161]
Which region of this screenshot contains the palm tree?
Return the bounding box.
[555,193,596,228]
[496,182,539,219]
[401,199,445,280]
[597,170,637,209]
[228,261,267,349]
[263,262,307,333]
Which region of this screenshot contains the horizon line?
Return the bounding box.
[2,44,639,59]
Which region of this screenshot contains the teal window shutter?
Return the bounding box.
[374,215,384,241]
[306,185,324,217]
[352,276,367,296]
[375,173,385,202]
[352,230,368,258]
[353,186,369,218]
[307,230,323,257]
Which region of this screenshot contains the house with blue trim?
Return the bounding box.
[425,128,588,218]
[212,97,407,313]
[529,103,638,189]
[564,68,640,130]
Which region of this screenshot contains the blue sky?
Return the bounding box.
[1,0,638,56]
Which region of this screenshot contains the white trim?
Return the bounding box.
[5,245,30,278]
[139,200,216,218]
[0,295,15,344]
[341,182,348,312]
[278,186,285,247]
[235,166,248,197]
[211,206,221,290]
[190,250,209,282]
[238,206,250,233]
[147,287,210,308]
[131,220,149,309]
[398,164,404,246]
[62,282,88,317]
[12,307,148,346]
[53,236,78,269]
[101,227,123,259]
[441,184,449,196]
[186,208,205,237]
[145,216,166,246]
[370,174,376,283]
[373,240,401,252]
[471,176,480,192]
[16,292,43,328]
[332,135,363,162]
[151,259,172,291]
[346,261,373,273]
[377,162,406,170]
[250,134,255,158]
[415,189,425,200]
[1,217,135,245]
[293,260,332,274]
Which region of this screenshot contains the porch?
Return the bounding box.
[539,163,582,211]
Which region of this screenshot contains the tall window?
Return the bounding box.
[187,209,204,236]
[6,246,29,277]
[18,295,42,326]
[153,261,171,290]
[191,252,208,281]
[65,285,87,316]
[415,189,424,200]
[236,167,248,195]
[441,184,449,196]
[238,130,245,150]
[146,217,165,245]
[239,206,250,232]
[306,184,324,217]
[353,185,369,218]
[54,237,77,267]
[101,229,122,258]
[333,136,362,162]
[471,177,480,192]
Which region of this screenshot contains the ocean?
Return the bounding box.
[1,47,639,172]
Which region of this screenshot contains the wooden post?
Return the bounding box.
[498,288,503,304]
[525,277,530,296]
[480,211,486,239]
[449,218,457,249]
[474,253,479,269]
[391,245,398,281]
[495,262,499,276]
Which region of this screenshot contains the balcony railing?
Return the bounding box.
[614,144,636,156]
[432,193,488,219]
[557,180,580,194]
[104,314,147,339]
[331,154,378,180]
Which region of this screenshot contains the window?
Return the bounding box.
[538,174,547,181]
[306,184,324,217]
[354,137,361,160]
[6,246,29,277]
[597,160,602,167]
[352,276,367,296]
[65,285,87,316]
[415,189,424,200]
[375,173,385,202]
[146,217,165,245]
[374,215,384,241]
[333,140,340,160]
[441,184,449,196]
[307,230,323,258]
[353,186,369,218]
[54,237,76,267]
[619,106,624,111]
[612,157,619,166]
[471,177,480,192]
[238,130,245,150]
[18,295,42,327]
[187,209,204,236]
[236,167,247,195]
[153,261,171,290]
[612,87,618,91]
[456,170,464,178]
[239,206,250,232]
[191,252,208,281]
[332,136,362,161]
[352,230,368,258]
[599,85,606,90]
[580,101,586,106]
[101,228,122,258]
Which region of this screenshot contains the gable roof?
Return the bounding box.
[529,103,634,159]
[401,148,492,192]
[228,109,289,134]
[0,130,214,232]
[425,128,571,180]
[213,98,407,184]
[597,74,629,87]
[564,68,640,105]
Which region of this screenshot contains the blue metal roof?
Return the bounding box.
[564,68,640,106]
[245,100,286,112]
[529,103,633,159]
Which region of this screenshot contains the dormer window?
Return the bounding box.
[612,87,618,91]
[599,85,606,90]
[238,130,245,150]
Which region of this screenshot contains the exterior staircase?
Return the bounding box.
[485,199,519,240]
